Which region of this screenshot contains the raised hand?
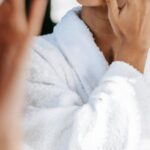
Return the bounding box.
[106,0,150,72]
[0,0,48,149]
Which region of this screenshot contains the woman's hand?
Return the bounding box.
[106,0,150,73]
[0,0,48,149]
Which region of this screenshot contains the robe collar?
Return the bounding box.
[53,7,109,96]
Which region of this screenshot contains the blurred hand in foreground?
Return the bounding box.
[0,0,48,150]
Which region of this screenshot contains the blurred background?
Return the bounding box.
[26,0,79,35]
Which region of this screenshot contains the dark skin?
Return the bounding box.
[79,0,126,64]
[80,6,119,64]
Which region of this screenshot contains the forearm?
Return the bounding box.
[0,110,22,150]
[0,59,25,150]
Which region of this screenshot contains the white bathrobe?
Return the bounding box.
[23,7,150,150]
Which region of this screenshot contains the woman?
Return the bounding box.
[0,0,150,150]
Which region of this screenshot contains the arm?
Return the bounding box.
[23,47,142,150]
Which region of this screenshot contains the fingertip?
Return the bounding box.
[105,0,110,5]
[28,0,48,36]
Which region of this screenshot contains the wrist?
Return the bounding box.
[114,44,148,73]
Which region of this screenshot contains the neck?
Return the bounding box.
[80,6,120,64]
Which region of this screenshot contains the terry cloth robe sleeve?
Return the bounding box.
[23,42,142,150]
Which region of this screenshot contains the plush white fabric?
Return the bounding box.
[23,7,150,150]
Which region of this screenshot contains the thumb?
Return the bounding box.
[106,0,119,23]
[106,0,121,37]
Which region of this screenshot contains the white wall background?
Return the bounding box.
[51,0,80,23]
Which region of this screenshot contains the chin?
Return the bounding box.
[77,0,105,6]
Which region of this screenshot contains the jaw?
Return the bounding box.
[77,0,126,8]
[77,0,106,7]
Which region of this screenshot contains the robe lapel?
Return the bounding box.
[53,7,109,97]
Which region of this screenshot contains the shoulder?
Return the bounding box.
[30,33,64,65]
[28,34,72,84]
